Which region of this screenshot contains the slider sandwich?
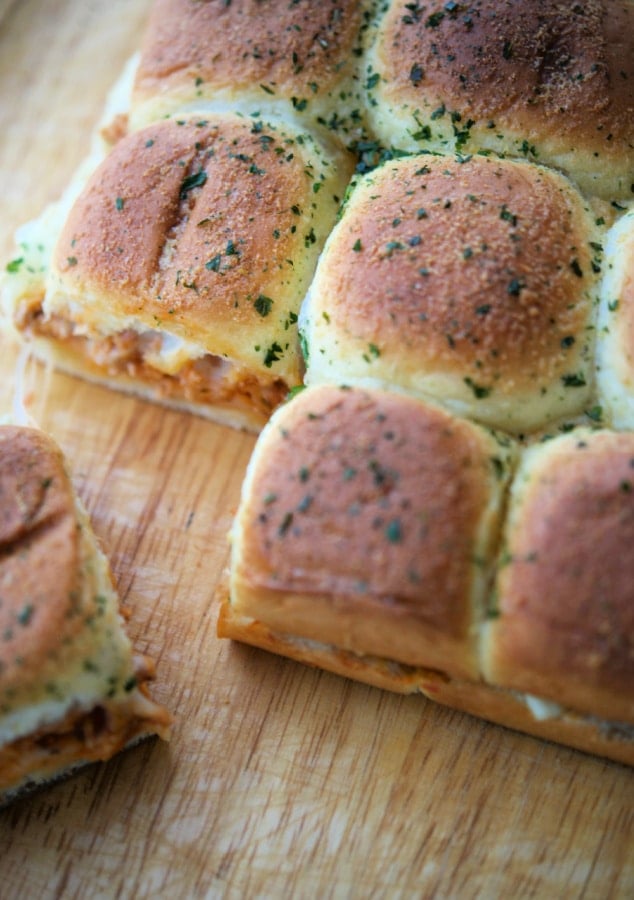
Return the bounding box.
[131,0,373,148]
[0,424,171,805]
[301,152,602,434]
[219,384,634,765]
[3,113,352,431]
[363,0,634,201]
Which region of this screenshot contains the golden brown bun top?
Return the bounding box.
[133,0,367,119]
[50,114,351,381]
[487,428,634,722]
[370,0,634,197]
[0,426,79,700]
[235,384,507,639]
[304,152,599,431]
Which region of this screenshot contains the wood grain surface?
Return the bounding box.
[0,3,632,898]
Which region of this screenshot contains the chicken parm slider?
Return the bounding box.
[219,383,515,687]
[428,427,634,767]
[301,152,602,434]
[4,113,353,431]
[0,425,171,805]
[363,0,634,202]
[131,0,373,149]
[220,385,634,765]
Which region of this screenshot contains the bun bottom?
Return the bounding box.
[0,730,162,809]
[217,600,634,767]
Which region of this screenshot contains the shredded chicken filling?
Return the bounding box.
[18,305,289,419]
[0,686,170,793]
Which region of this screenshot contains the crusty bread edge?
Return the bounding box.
[217,598,634,767]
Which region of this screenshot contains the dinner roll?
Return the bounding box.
[7,113,353,431]
[131,0,373,148]
[222,383,515,682]
[482,428,634,726]
[363,0,634,201]
[301,152,602,434]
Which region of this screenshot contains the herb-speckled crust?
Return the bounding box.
[46,114,353,387]
[0,426,79,698]
[132,0,372,144]
[0,425,171,803]
[230,384,514,680]
[483,429,634,725]
[365,0,634,200]
[303,153,600,433]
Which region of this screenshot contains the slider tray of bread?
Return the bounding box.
[1,0,634,821]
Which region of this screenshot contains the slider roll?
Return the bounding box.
[132,0,372,147]
[0,425,171,804]
[8,114,353,431]
[483,429,634,727]
[222,384,515,683]
[417,427,634,766]
[301,153,601,434]
[363,0,634,201]
[220,385,634,765]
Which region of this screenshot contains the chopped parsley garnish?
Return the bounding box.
[464,377,492,399]
[570,258,584,278]
[365,72,380,90]
[17,604,34,626]
[385,519,403,543]
[180,169,208,198]
[585,405,603,422]
[500,204,518,227]
[507,278,523,296]
[264,342,283,367]
[278,511,293,535]
[409,63,424,85]
[254,294,273,317]
[561,373,586,388]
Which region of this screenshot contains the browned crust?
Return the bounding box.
[485,430,634,724]
[0,426,81,696]
[374,0,634,169]
[218,601,634,766]
[53,118,304,327]
[134,0,366,106]
[308,154,597,396]
[230,384,512,680]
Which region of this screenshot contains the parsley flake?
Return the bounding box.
[254,294,273,317]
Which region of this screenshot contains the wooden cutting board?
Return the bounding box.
[0,3,632,897]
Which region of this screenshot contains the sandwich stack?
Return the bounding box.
[2,0,633,773]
